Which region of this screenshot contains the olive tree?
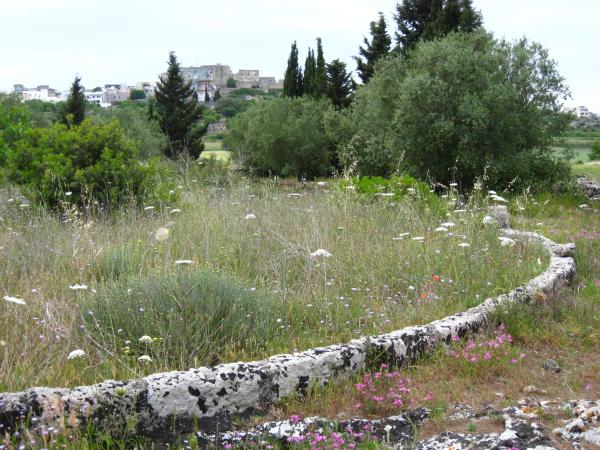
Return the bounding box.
[343,31,572,190]
[224,97,336,179]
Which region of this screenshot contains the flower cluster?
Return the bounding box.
[354,364,413,415]
[446,324,525,365]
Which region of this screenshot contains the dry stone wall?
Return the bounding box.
[0,230,576,438]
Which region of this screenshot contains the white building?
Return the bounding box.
[577,106,592,118]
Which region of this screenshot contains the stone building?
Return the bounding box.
[180,64,233,101]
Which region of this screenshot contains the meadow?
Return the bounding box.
[554,129,600,163]
[0,172,546,392]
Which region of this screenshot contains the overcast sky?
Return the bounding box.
[0,0,598,112]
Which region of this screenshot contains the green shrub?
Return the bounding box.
[0,94,31,165]
[91,101,167,158]
[343,31,572,190]
[225,97,336,179]
[339,175,447,214]
[5,118,161,209]
[589,140,600,161]
[83,269,287,368]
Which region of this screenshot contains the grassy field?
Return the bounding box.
[553,129,600,162]
[261,191,600,447]
[0,177,546,392]
[572,162,600,180]
[6,188,599,449]
[200,140,231,161]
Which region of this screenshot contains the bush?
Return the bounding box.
[339,175,447,214]
[83,269,287,368]
[214,96,251,118]
[0,94,31,165]
[589,140,600,161]
[343,31,572,190]
[5,118,163,209]
[225,97,336,179]
[91,101,167,158]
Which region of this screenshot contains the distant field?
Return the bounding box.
[554,130,600,162]
[203,141,223,152]
[572,162,600,180]
[200,150,231,161]
[200,140,231,161]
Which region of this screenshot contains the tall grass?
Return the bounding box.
[0,179,546,391]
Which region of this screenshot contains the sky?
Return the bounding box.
[0,0,598,113]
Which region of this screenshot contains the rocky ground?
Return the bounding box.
[195,398,600,449]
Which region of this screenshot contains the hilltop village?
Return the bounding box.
[12,64,282,107]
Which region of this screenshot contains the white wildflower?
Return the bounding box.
[406,188,416,193]
[65,191,72,196]
[579,204,589,209]
[499,237,516,247]
[489,194,508,203]
[376,192,394,197]
[482,216,495,225]
[317,181,328,187]
[143,206,155,211]
[138,355,153,363]
[310,249,332,259]
[3,295,26,306]
[441,222,455,228]
[245,213,257,220]
[458,243,470,248]
[138,335,153,344]
[169,208,181,214]
[489,190,497,195]
[434,227,448,232]
[174,260,193,265]
[411,236,425,241]
[69,284,88,291]
[154,227,170,242]
[67,349,86,360]
[449,183,458,187]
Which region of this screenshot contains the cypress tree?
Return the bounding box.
[59,76,86,126]
[354,12,392,84]
[204,87,210,103]
[303,48,317,97]
[459,0,482,32]
[213,89,221,102]
[394,0,432,54]
[154,51,204,159]
[283,41,303,97]
[314,38,327,98]
[326,59,355,110]
[394,0,482,54]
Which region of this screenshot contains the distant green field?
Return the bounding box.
[554,130,600,162]
[203,141,223,152]
[572,163,600,181]
[200,150,231,161]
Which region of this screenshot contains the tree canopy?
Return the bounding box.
[341,31,572,190]
[59,76,86,126]
[355,12,392,84]
[394,0,482,54]
[283,41,303,97]
[326,60,355,110]
[154,51,204,158]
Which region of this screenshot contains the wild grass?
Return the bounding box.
[572,162,600,180]
[0,177,546,391]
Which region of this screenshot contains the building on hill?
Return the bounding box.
[180,64,233,102]
[234,70,260,88]
[13,84,63,102]
[577,106,595,119]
